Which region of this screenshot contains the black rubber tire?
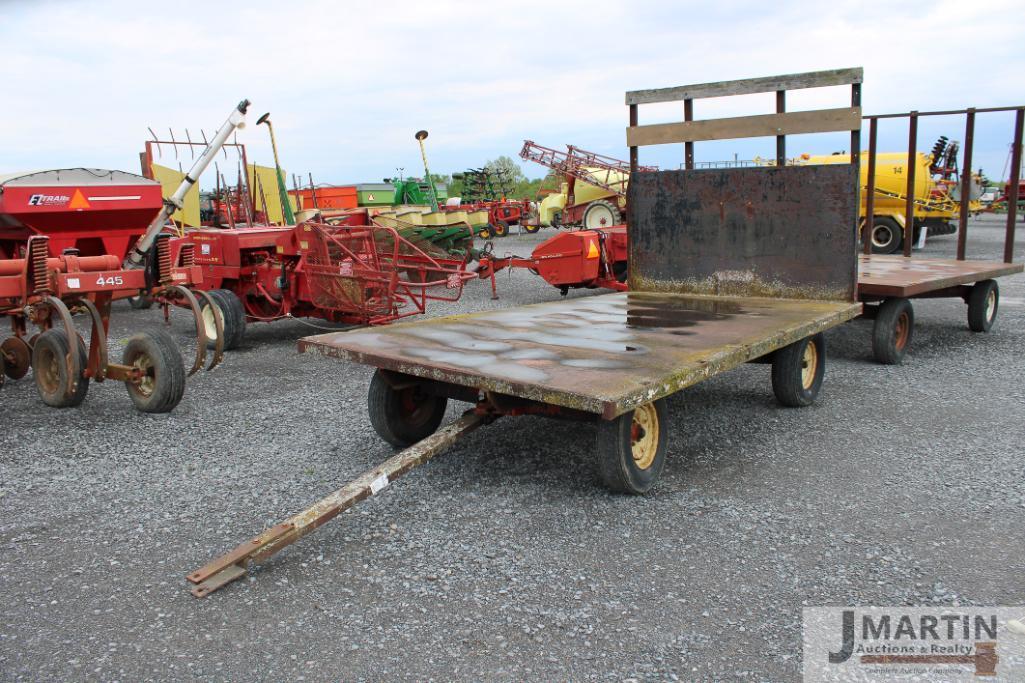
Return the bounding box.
[128,294,154,310]
[523,224,541,234]
[31,328,89,408]
[200,289,246,350]
[582,199,622,230]
[492,221,509,238]
[478,226,492,239]
[872,298,914,365]
[596,398,669,495]
[967,279,999,332]
[551,212,562,229]
[771,334,825,407]
[122,329,186,413]
[866,216,903,254]
[367,370,448,448]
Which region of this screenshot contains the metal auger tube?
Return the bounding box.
[125,99,251,269]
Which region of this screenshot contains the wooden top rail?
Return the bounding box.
[626,67,863,149]
[625,68,863,106]
[627,108,861,147]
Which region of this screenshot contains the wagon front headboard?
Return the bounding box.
[624,68,862,302]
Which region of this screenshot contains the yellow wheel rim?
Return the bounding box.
[631,403,659,470]
[801,341,818,390]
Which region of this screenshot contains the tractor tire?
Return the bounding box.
[478,226,492,240]
[967,279,999,332]
[128,294,154,310]
[200,289,246,350]
[492,221,509,238]
[368,370,448,448]
[872,298,914,365]
[2,336,32,380]
[771,334,825,407]
[523,224,541,234]
[596,398,669,495]
[551,211,563,229]
[31,328,89,408]
[122,330,186,413]
[866,216,903,254]
[582,200,622,230]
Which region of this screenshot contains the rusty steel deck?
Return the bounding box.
[299,292,860,419]
[858,255,1023,298]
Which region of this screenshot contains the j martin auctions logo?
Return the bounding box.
[830,610,998,675]
[803,607,1025,682]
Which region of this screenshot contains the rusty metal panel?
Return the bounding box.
[300,292,860,419]
[858,255,1024,298]
[627,166,859,301]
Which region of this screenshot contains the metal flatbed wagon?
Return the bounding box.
[854,104,1024,363]
[188,69,869,596]
[858,254,1022,362]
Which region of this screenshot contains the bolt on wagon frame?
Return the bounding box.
[188,68,868,597]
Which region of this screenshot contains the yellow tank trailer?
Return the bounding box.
[797,143,980,254]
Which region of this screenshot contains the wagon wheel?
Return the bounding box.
[31,329,90,408]
[872,298,914,365]
[967,279,999,332]
[596,398,669,495]
[1,336,32,380]
[523,224,541,234]
[368,370,448,447]
[492,221,509,238]
[771,333,825,407]
[478,225,493,240]
[122,330,186,413]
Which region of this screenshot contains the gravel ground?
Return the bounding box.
[1,216,1023,681]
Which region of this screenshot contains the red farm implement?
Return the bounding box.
[519,140,657,229]
[173,217,484,347]
[0,100,254,411]
[480,224,628,293]
[0,234,223,411]
[470,199,534,239]
[0,168,165,261]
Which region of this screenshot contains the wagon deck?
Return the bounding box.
[300,292,861,419]
[858,254,1023,298]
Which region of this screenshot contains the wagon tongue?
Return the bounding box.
[187,413,486,597]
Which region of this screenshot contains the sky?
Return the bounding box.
[2,0,1024,189]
